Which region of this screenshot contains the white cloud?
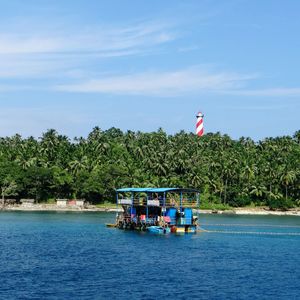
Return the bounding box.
[56,67,256,96]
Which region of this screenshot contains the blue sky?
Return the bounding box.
[0,0,299,140]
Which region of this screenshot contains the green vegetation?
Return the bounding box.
[0,127,299,209]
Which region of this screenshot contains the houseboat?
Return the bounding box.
[115,188,200,234]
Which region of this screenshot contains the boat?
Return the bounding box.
[147,226,171,234]
[115,187,200,234]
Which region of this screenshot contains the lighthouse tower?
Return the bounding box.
[196,112,204,137]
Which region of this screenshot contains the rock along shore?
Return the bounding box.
[2,204,300,216]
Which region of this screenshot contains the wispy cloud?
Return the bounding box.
[1,18,299,99]
[0,21,175,56]
[178,45,201,52]
[221,88,300,97]
[56,67,256,96]
[0,36,61,55]
[0,106,94,138]
[225,104,290,111]
[0,84,35,92]
[56,67,300,98]
[0,21,176,79]
[0,54,73,78]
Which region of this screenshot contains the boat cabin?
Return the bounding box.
[116,188,200,233]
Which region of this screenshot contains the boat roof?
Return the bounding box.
[116,187,199,193]
[116,188,150,193]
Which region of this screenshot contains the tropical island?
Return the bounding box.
[1,127,299,213]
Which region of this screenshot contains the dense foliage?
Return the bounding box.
[0,127,299,209]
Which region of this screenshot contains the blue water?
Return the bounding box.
[0,212,299,300]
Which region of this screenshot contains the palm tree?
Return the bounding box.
[280,169,297,200]
[68,156,89,176]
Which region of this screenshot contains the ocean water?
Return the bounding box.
[0,212,299,300]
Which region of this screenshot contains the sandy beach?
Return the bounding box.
[2,204,300,216]
[199,208,300,216]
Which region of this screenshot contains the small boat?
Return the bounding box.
[106,223,117,228]
[147,226,171,234]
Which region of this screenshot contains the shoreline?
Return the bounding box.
[199,208,300,216]
[1,204,300,216]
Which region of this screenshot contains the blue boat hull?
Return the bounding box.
[147,226,171,234]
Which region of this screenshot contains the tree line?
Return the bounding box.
[0,127,299,209]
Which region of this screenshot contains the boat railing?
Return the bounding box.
[168,217,176,225]
[131,217,157,225]
[132,198,147,206]
[145,217,156,225]
[177,217,193,225]
[118,198,132,205]
[164,199,198,208]
[122,215,131,222]
[118,198,198,207]
[181,199,198,208]
[146,199,161,206]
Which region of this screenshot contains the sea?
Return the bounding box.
[0,211,299,300]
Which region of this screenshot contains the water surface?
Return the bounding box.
[0,212,299,299]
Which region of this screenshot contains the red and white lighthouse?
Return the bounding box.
[196,111,204,137]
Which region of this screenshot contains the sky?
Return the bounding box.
[0,0,299,140]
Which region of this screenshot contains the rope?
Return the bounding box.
[201,223,300,229]
[197,227,300,236]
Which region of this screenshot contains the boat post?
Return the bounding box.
[196,191,200,228]
[130,191,134,221]
[180,191,183,213]
[163,192,166,216]
[115,191,119,225]
[146,192,149,223]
